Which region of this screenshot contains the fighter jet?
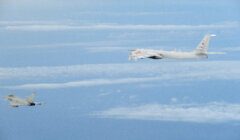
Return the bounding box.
[5,93,42,107]
[129,34,217,60]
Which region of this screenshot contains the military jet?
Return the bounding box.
[129,34,217,60]
[5,93,42,107]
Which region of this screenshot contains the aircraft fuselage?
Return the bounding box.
[129,34,215,61]
[156,51,207,59]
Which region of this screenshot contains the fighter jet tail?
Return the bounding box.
[26,93,36,103]
[195,34,216,54]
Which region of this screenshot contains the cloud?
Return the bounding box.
[221,47,240,52]
[84,46,126,53]
[3,61,240,89]
[93,102,240,123]
[75,11,186,16]
[3,21,239,31]
[7,77,160,90]
[1,61,240,81]
[0,21,59,26]
[10,39,174,50]
[170,97,178,103]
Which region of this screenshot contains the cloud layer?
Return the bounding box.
[3,21,239,31]
[93,102,240,123]
[7,77,160,89]
[1,61,240,80]
[1,61,240,89]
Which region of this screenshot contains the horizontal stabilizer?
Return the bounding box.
[207,51,226,55]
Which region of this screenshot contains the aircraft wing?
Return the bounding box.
[9,102,20,107]
[129,49,163,60]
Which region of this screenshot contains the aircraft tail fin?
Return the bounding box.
[195,34,216,54]
[26,93,36,103]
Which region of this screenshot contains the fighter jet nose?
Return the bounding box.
[128,56,132,60]
[36,102,42,105]
[129,56,134,61]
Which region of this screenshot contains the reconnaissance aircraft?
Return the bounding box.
[5,93,42,107]
[129,34,217,60]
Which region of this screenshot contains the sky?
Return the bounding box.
[0,0,240,140]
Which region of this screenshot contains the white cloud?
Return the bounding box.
[84,46,126,53]
[3,21,239,31]
[2,61,240,89]
[11,39,173,50]
[170,97,178,103]
[93,102,240,123]
[76,11,186,16]
[221,46,240,52]
[1,61,240,80]
[0,21,60,26]
[18,41,125,49]
[7,77,160,90]
[98,92,111,97]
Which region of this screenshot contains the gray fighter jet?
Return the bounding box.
[5,93,42,107]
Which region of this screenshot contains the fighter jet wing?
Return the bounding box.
[10,102,19,107]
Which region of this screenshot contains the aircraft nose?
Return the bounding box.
[37,102,42,105]
[128,55,134,60]
[4,96,11,101]
[129,52,136,60]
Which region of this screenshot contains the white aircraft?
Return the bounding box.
[129,34,217,60]
[5,93,42,107]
